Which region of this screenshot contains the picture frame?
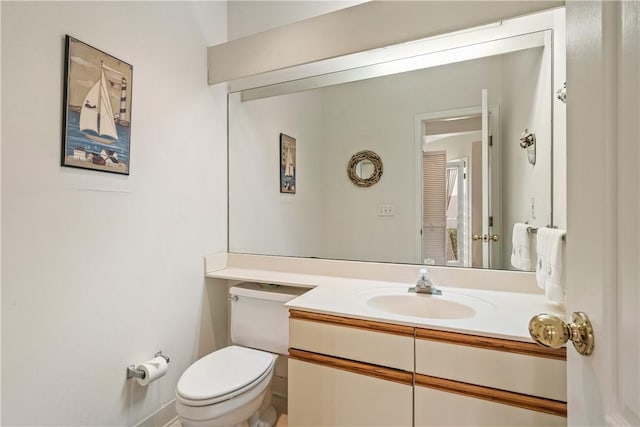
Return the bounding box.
[61,35,133,175]
[280,133,296,193]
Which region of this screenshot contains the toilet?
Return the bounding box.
[176,282,306,427]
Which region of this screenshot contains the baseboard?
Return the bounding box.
[135,399,177,427]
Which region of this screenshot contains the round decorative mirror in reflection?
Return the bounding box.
[347,150,383,187]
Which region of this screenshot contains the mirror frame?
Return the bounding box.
[347,150,383,187]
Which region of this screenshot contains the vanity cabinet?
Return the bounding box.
[288,310,414,426]
[288,310,567,427]
[288,357,413,426]
[414,386,565,427]
[414,327,567,426]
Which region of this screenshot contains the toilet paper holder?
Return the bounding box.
[126,351,170,380]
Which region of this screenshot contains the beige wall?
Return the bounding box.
[228,1,365,40]
[1,2,228,425]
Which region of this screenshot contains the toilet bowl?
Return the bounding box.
[176,345,277,427]
[176,283,306,427]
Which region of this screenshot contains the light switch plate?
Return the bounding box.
[377,204,395,216]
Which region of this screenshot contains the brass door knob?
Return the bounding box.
[489,234,499,242]
[472,234,484,241]
[529,312,594,356]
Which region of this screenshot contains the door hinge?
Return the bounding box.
[489,216,494,227]
[489,135,493,147]
[463,173,467,179]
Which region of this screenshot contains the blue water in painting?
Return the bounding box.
[65,109,130,165]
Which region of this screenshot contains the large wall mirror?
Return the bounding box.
[228,7,566,271]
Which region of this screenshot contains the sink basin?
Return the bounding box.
[365,293,478,319]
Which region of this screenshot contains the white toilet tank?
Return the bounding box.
[230,282,307,355]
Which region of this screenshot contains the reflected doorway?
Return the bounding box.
[415,103,501,268]
[445,158,467,266]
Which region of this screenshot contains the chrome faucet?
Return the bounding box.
[409,268,442,295]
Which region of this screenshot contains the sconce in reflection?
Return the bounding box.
[520,129,536,166]
[556,82,567,103]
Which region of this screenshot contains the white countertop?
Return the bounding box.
[207,264,566,343]
[285,280,566,342]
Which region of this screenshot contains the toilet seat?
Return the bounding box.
[176,346,275,407]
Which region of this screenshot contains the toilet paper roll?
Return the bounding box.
[135,356,168,386]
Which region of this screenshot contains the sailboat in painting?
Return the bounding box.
[79,63,120,144]
[284,147,294,177]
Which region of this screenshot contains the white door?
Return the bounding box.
[481,91,501,269]
[565,1,639,425]
[481,89,491,268]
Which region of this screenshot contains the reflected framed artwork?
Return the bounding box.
[61,35,133,175]
[280,133,296,193]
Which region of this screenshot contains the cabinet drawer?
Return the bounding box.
[416,329,566,401]
[289,310,414,371]
[415,381,566,427]
[289,358,413,427]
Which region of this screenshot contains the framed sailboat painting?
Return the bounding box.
[280,133,296,194]
[61,35,132,175]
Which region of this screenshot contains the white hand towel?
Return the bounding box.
[510,223,533,271]
[536,227,567,305]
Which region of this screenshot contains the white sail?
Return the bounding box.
[102,63,124,78]
[98,69,118,139]
[79,66,118,142]
[79,81,100,133]
[285,148,294,177]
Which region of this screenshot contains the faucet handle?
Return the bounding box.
[410,267,442,295]
[416,268,430,289]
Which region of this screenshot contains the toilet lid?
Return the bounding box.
[176,346,275,403]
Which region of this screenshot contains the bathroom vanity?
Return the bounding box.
[206,253,568,427]
[288,310,566,426]
[214,6,570,422]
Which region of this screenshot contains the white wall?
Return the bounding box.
[226,1,369,261]
[320,57,505,264]
[1,2,228,426]
[500,47,553,269]
[228,91,324,257]
[228,1,365,40]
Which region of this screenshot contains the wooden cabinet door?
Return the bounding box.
[288,358,413,427]
[415,385,566,427]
